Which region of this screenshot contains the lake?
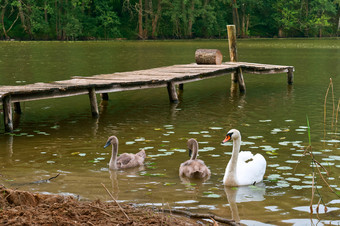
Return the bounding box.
[0,39,339,225]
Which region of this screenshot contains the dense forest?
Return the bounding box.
[0,0,339,40]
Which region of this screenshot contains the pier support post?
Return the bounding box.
[167,82,179,103]
[3,95,13,132]
[287,68,294,85]
[227,25,246,93]
[179,84,184,91]
[88,88,99,117]
[101,93,109,101]
[14,102,22,114]
[236,68,246,93]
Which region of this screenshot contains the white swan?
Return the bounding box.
[222,129,266,186]
[179,138,211,179]
[104,136,146,170]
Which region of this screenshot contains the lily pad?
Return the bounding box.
[204,193,221,198]
[135,137,145,142]
[329,156,340,161]
[248,136,263,139]
[164,182,176,186]
[277,166,293,170]
[209,127,223,130]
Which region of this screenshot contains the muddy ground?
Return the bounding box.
[0,185,207,225]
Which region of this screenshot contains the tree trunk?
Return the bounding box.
[1,0,20,40]
[151,0,162,39]
[188,0,195,38]
[1,1,9,39]
[278,28,284,38]
[319,27,322,38]
[59,0,64,40]
[337,8,340,36]
[44,1,48,23]
[17,0,29,36]
[55,0,59,39]
[138,0,144,39]
[231,0,240,35]
[144,0,148,38]
[246,14,249,36]
[303,0,309,36]
[241,4,245,37]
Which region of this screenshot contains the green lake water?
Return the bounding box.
[0,39,339,225]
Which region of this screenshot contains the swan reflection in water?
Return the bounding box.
[224,182,266,223]
[109,165,145,200]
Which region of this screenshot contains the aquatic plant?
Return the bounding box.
[299,78,340,217]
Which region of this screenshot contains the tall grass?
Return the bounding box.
[301,78,340,217]
[323,78,339,140]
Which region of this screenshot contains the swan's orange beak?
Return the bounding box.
[222,134,231,143]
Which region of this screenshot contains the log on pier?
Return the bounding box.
[195,49,223,65]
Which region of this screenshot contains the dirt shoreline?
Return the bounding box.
[0,185,213,225]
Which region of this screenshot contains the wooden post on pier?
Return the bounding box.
[227,25,246,93]
[287,68,294,84]
[101,93,109,101]
[14,102,22,114]
[167,82,179,103]
[3,95,13,132]
[88,88,99,117]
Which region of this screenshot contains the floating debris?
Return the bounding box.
[175,200,198,204]
[248,136,264,139]
[259,119,271,122]
[209,127,223,130]
[125,141,135,145]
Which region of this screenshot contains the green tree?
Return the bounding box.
[94,0,121,39]
[273,0,300,37]
[308,0,336,37]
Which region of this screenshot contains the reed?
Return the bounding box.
[323,78,339,140]
[302,78,340,216]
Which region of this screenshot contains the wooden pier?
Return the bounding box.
[0,62,294,132]
[0,26,294,132]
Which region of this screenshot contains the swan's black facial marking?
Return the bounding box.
[227,132,234,137]
[104,140,111,148]
[222,132,233,144]
[253,181,256,186]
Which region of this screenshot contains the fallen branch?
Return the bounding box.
[11,173,60,186]
[31,173,60,184]
[159,208,240,226]
[101,183,130,221]
[89,204,113,217]
[210,217,219,226]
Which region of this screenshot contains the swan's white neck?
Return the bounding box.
[225,137,240,185]
[109,143,118,170]
[229,138,240,172]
